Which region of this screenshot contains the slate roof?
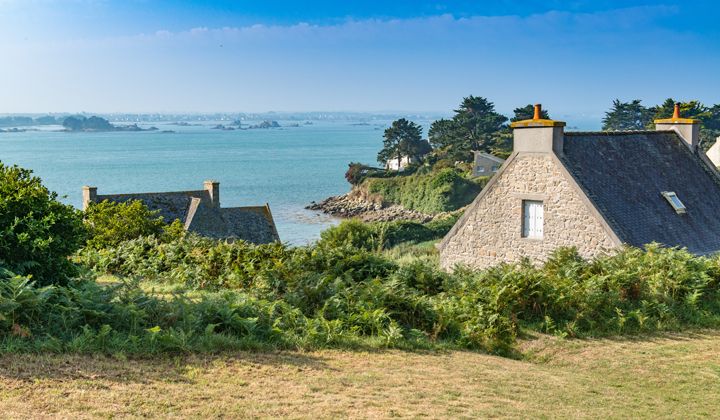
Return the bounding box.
[95,189,279,244]
[472,151,506,164]
[560,131,720,254]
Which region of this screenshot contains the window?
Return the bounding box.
[491,165,499,172]
[522,200,544,238]
[662,191,686,214]
[476,166,486,173]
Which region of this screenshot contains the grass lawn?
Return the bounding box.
[1,331,718,418]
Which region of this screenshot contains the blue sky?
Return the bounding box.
[1,1,719,120]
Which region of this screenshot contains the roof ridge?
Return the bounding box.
[565,130,662,136]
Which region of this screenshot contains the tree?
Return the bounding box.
[705,104,720,131]
[429,96,508,161]
[62,115,114,131]
[650,99,720,150]
[83,199,166,249]
[377,118,425,168]
[0,162,86,285]
[428,118,459,150]
[62,116,85,131]
[602,99,653,131]
[511,104,549,122]
[650,98,709,122]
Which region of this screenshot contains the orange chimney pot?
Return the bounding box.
[533,104,542,120]
[673,103,680,119]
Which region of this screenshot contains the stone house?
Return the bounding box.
[705,136,720,167]
[472,151,505,177]
[82,180,279,244]
[384,140,432,171]
[385,155,418,171]
[439,104,720,270]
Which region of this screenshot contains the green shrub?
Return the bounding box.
[0,163,85,285]
[317,219,379,251]
[315,216,460,252]
[365,168,483,214]
[84,199,167,249]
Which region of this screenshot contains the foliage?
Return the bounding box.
[511,104,550,122]
[602,99,653,131]
[84,199,167,249]
[0,162,86,286]
[316,216,460,251]
[317,219,380,251]
[63,115,114,131]
[650,98,720,150]
[601,98,720,150]
[365,168,485,214]
[62,238,720,356]
[377,118,429,167]
[344,162,386,186]
[0,115,59,127]
[429,96,508,162]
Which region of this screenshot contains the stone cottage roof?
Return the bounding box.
[472,151,506,164]
[561,131,720,254]
[86,185,279,244]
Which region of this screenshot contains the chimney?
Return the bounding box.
[204,180,220,207]
[82,186,97,210]
[510,104,566,154]
[655,103,700,150]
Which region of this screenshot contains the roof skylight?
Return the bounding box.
[662,191,686,214]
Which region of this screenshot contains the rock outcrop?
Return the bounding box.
[307,187,435,223]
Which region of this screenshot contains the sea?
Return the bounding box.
[0,120,434,245]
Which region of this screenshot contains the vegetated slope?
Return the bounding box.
[364,168,488,214]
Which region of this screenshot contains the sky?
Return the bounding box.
[1,0,719,120]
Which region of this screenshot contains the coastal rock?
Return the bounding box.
[306,188,438,223]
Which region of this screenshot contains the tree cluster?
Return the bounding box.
[428,96,509,162]
[62,116,114,131]
[0,162,86,285]
[603,98,720,149]
[377,118,431,168]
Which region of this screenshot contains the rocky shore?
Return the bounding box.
[306,187,436,223]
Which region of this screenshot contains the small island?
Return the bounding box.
[248,120,281,129]
[62,116,158,132]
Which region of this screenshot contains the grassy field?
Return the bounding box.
[1,330,719,418]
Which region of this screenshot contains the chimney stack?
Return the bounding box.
[510,104,566,154]
[204,180,220,207]
[82,186,97,210]
[655,103,700,150]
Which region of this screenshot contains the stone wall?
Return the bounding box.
[439,153,618,270]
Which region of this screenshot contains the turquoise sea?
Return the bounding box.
[0,120,431,244]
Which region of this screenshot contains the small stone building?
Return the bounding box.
[439,104,720,270]
[472,151,505,177]
[82,180,279,244]
[385,155,418,171]
[384,140,432,171]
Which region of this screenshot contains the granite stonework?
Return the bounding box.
[439,103,720,271]
[439,153,617,270]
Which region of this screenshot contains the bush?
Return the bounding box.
[345,162,370,186]
[315,216,460,251]
[21,234,720,356]
[84,199,167,249]
[0,163,85,285]
[365,168,484,214]
[317,220,379,251]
